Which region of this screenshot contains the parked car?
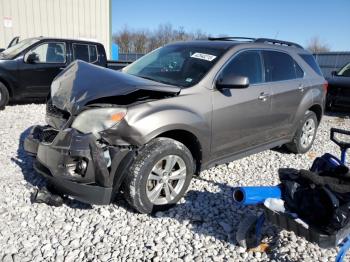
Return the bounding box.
[326,62,350,110]
[0,37,110,109]
[24,37,327,213]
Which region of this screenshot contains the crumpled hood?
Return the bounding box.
[51,60,180,114]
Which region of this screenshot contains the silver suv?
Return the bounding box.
[25,37,327,213]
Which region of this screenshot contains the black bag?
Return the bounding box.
[279,168,350,234]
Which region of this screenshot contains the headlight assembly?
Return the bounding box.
[71,108,127,135]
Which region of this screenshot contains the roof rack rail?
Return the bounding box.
[208,37,256,41]
[207,36,303,49]
[254,38,303,49]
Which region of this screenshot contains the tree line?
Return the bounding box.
[113,23,330,54]
[113,23,209,54]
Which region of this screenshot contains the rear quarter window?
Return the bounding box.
[263,50,304,82]
[300,54,323,76]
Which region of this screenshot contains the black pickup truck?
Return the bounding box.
[0,37,128,109]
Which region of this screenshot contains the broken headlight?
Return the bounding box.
[72,108,126,135]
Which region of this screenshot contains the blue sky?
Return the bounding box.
[112,0,349,51]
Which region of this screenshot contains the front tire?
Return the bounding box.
[123,138,194,214]
[0,82,9,110]
[286,111,318,154]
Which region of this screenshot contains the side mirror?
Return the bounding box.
[25,52,39,63]
[216,75,249,89]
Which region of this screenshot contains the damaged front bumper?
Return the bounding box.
[24,125,135,205]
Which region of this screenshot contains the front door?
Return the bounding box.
[19,41,68,97]
[211,50,273,160]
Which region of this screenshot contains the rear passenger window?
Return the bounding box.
[222,51,263,84]
[73,44,98,63]
[300,54,323,76]
[263,51,304,82]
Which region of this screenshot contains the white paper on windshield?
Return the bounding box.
[190,52,217,61]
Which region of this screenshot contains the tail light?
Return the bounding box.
[323,81,328,93]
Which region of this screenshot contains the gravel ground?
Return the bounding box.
[0,104,349,262]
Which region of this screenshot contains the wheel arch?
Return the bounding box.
[308,103,323,124]
[156,129,202,175]
[0,76,13,98]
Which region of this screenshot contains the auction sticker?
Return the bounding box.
[191,52,217,61]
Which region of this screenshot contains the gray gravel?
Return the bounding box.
[0,104,349,262]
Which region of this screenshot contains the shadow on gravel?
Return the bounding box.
[8,98,46,106]
[12,127,92,209]
[271,145,294,154]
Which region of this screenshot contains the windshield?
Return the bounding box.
[123,44,226,87]
[337,62,350,77]
[1,38,39,58]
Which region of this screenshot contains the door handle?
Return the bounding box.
[258,93,270,101]
[59,67,65,70]
[298,84,304,92]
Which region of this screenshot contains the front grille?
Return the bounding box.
[40,129,59,143]
[46,100,70,120]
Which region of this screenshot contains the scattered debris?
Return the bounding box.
[31,187,64,207]
[307,151,317,159]
[249,243,270,253]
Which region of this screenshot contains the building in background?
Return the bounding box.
[314,52,350,77]
[0,0,112,58]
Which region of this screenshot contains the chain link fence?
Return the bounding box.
[118,53,145,62]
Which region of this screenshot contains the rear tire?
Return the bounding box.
[123,138,194,214]
[286,111,318,154]
[0,82,9,110]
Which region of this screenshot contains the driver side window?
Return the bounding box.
[222,50,263,84]
[30,42,66,63]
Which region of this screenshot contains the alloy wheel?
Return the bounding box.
[300,118,316,148]
[146,155,187,205]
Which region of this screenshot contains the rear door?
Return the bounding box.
[19,41,68,97]
[262,50,305,140]
[211,50,274,160]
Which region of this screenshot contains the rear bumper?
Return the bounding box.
[24,125,135,205]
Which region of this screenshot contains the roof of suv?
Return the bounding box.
[170,37,309,54]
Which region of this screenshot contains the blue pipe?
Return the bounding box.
[232,186,282,206]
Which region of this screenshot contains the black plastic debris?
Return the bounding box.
[279,167,350,234]
[31,186,64,207]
